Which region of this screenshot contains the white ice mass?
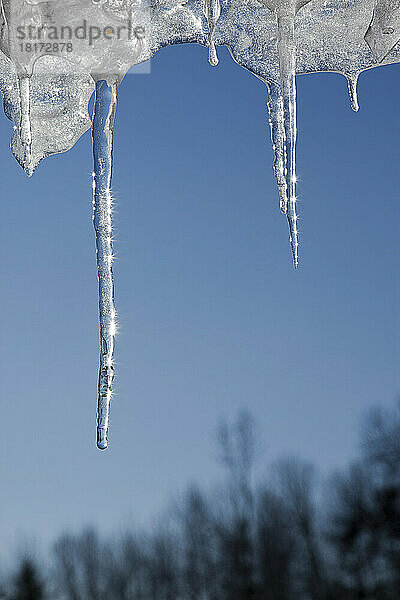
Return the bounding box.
[0,0,398,447]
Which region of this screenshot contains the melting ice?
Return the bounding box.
[0,0,399,447]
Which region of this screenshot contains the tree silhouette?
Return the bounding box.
[4,403,400,600]
[10,559,45,600]
[327,402,400,599]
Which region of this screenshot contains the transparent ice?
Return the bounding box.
[0,0,398,447]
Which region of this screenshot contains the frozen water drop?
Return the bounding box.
[92,77,118,450]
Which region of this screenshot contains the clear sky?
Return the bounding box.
[0,43,399,559]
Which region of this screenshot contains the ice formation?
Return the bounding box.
[0,0,398,447]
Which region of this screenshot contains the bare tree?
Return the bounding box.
[254,488,296,600]
[215,410,257,600]
[274,458,327,600]
[327,403,400,599]
[217,409,255,516]
[144,528,181,600]
[104,532,148,600]
[177,486,218,600]
[52,529,109,600]
[8,558,46,600]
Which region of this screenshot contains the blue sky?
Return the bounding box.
[0,42,399,558]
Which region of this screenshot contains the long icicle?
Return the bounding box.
[92,78,118,450]
[276,11,299,267]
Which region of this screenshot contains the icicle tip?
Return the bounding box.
[209,45,219,66]
[97,430,108,450]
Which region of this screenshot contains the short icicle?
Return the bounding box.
[204,0,221,65]
[346,74,359,112]
[92,77,118,450]
[267,80,288,214]
[18,73,33,176]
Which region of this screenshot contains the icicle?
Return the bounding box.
[276,9,299,267]
[346,74,359,112]
[266,81,288,214]
[204,0,221,66]
[92,78,118,450]
[18,73,33,176]
[262,1,312,267]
